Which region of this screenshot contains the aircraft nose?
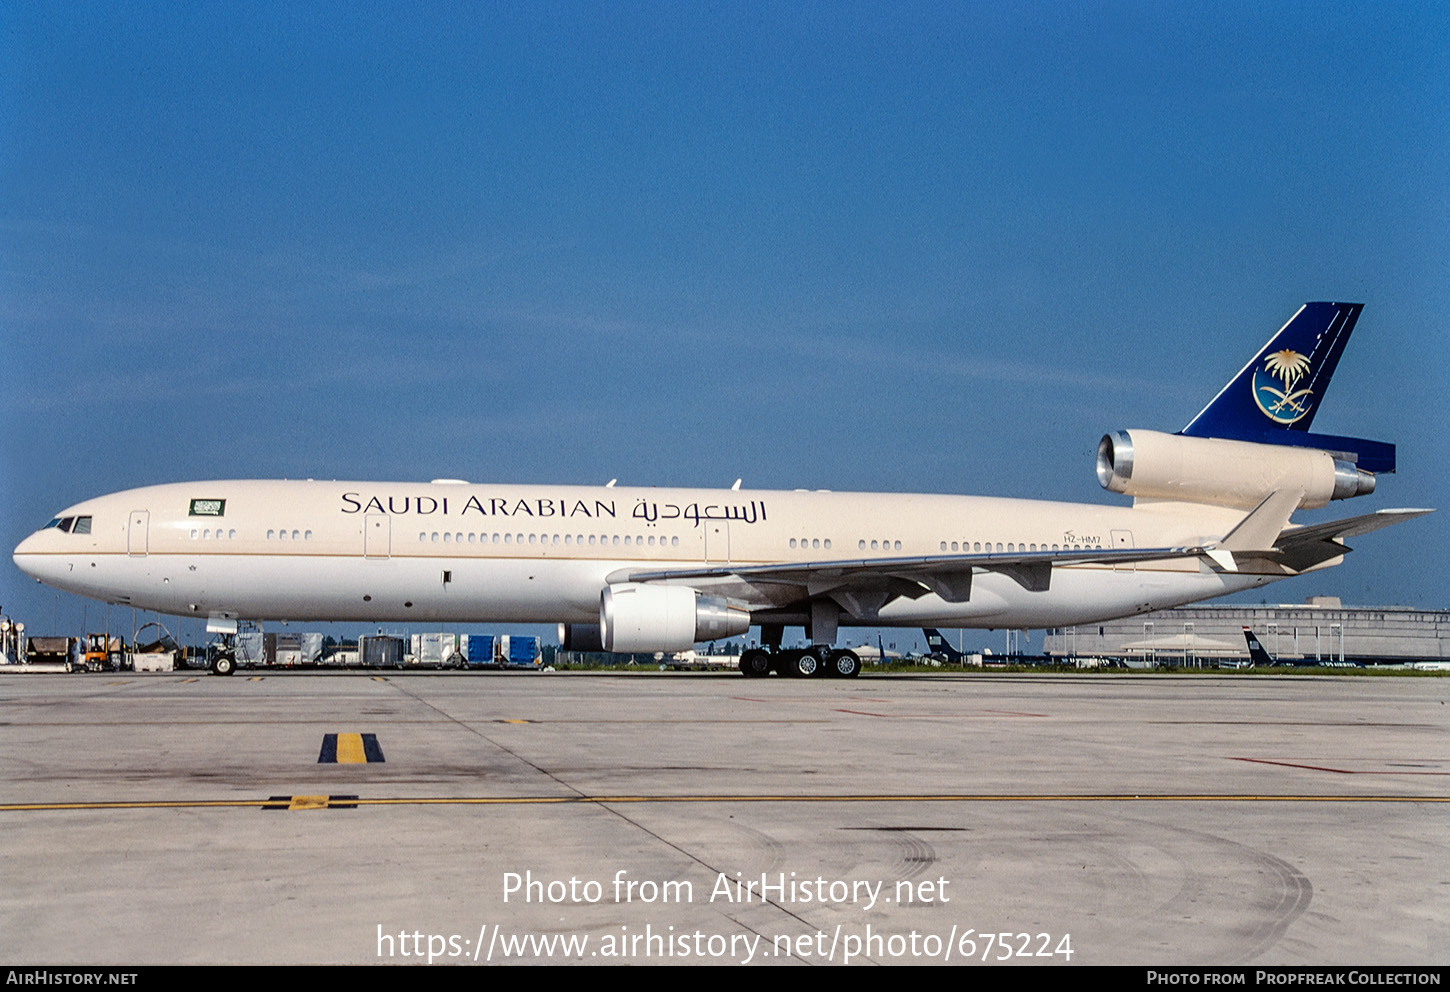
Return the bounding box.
[13,530,51,581]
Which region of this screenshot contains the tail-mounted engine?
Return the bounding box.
[1097,429,1376,510]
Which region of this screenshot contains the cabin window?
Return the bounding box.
[790,538,797,548]
[858,540,866,550]
[824,539,831,549]
[894,541,901,550]
[229,529,236,539]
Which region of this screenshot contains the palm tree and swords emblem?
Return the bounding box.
[1252,348,1315,424]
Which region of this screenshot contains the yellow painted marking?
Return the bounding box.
[248,676,264,682]
[288,795,331,810]
[335,733,367,764]
[179,678,199,683]
[501,719,532,724]
[370,677,387,682]
[4,793,1448,812]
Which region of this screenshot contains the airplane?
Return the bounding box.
[1242,627,1276,667]
[924,628,968,664]
[13,302,1431,678]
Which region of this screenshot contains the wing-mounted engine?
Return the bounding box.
[600,582,751,653]
[1097,429,1376,510]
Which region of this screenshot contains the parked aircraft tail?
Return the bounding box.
[923,628,966,663]
[1242,628,1275,666]
[1178,302,1395,473]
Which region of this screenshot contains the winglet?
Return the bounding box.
[1220,489,1303,552]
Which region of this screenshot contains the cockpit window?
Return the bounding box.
[44,518,63,530]
[72,516,92,534]
[42,516,89,533]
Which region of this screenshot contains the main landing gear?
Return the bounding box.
[738,646,861,678]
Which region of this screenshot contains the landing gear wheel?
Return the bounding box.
[790,649,822,678]
[211,654,236,676]
[739,649,771,677]
[830,650,861,678]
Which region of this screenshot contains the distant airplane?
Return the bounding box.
[1242,627,1276,666]
[923,628,968,664]
[14,303,1431,677]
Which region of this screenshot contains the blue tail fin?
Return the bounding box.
[1179,303,1395,473]
[923,628,965,662]
[1242,628,1274,666]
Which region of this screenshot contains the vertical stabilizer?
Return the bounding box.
[1178,302,1394,473]
[1242,628,1275,666]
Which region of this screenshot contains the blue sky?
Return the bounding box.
[2,2,1446,646]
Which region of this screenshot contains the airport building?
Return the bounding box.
[1044,598,1450,667]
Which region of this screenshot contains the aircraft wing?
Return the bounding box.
[610,545,1207,616]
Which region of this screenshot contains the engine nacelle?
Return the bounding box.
[558,623,604,652]
[1097,429,1376,510]
[600,583,751,653]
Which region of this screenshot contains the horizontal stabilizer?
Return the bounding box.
[1270,508,1434,573]
[1277,508,1434,547]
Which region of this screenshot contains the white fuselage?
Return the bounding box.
[12,479,1283,632]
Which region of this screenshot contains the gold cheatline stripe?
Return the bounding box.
[3,793,1447,812]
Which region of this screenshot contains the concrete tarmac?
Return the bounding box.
[1,671,1446,966]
